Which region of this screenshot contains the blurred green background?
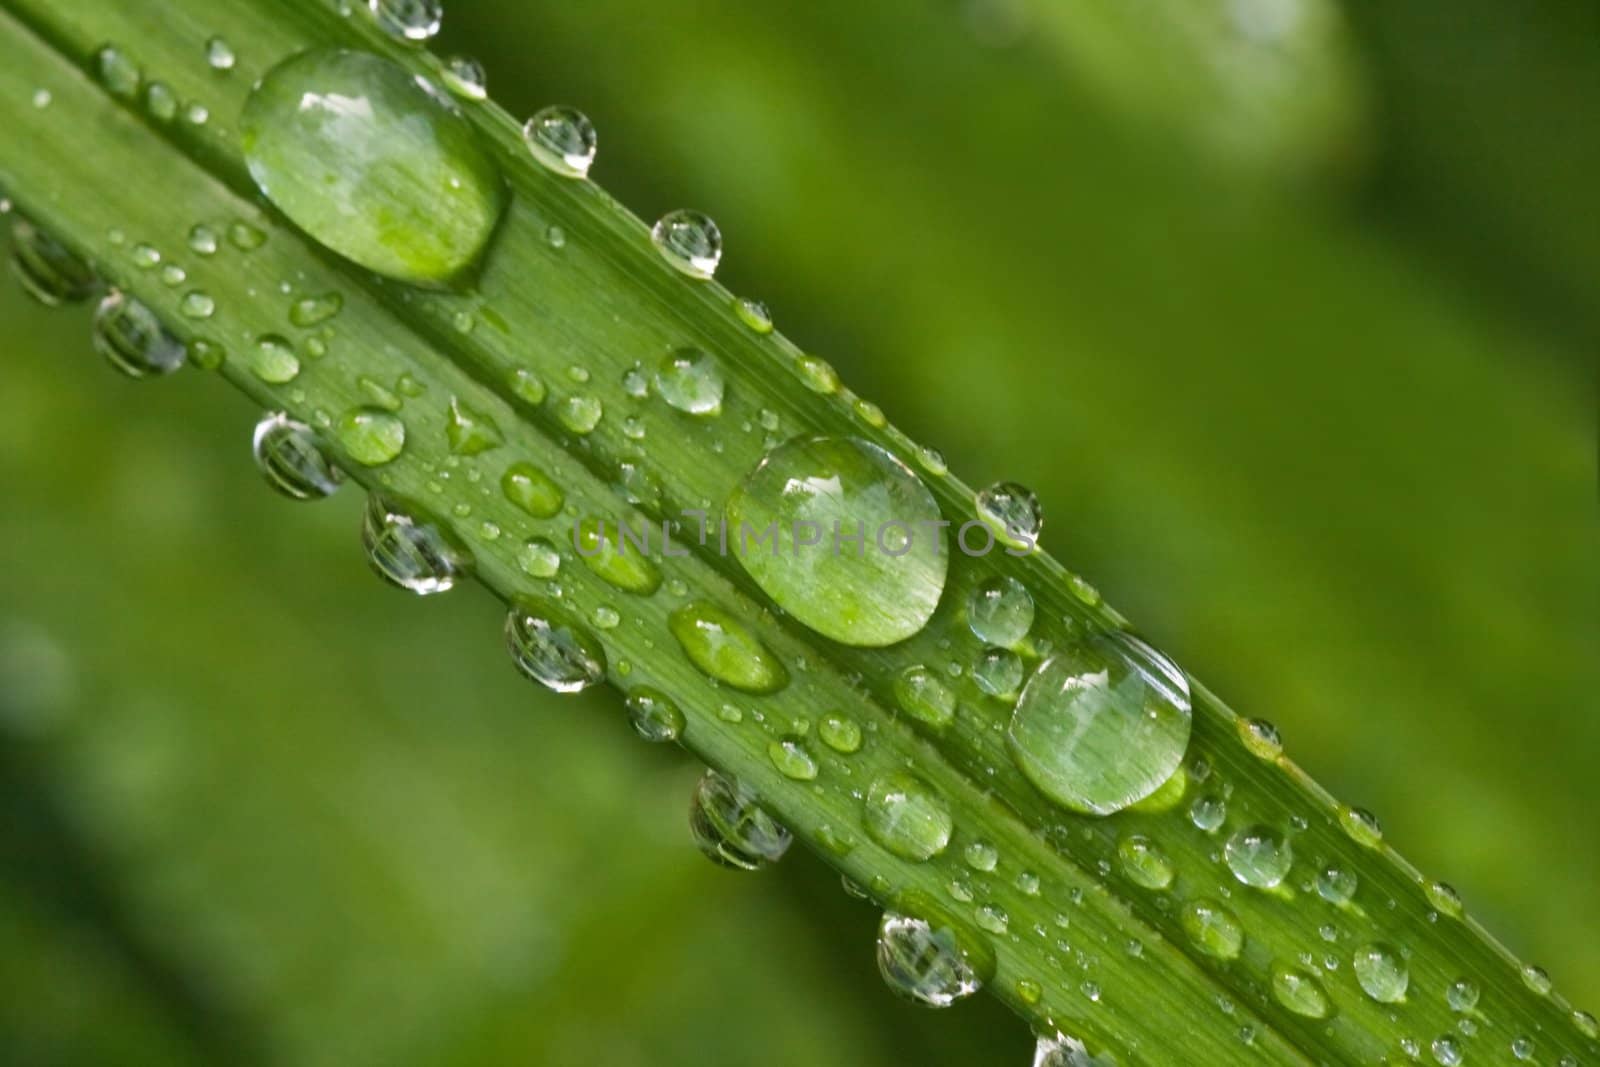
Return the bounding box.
[1,1,1595,1064]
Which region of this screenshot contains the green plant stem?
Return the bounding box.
[0,2,1591,1064]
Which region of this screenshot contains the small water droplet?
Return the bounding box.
[689,770,791,871]
[668,601,788,694]
[863,772,951,861]
[895,665,957,729]
[575,517,662,595]
[1353,943,1409,1003]
[545,224,566,249]
[1033,1032,1114,1067]
[556,394,602,434]
[242,49,504,283]
[505,598,606,692]
[1189,794,1226,832]
[654,347,725,416]
[187,338,225,370]
[967,575,1033,647]
[1338,805,1384,848]
[183,101,210,126]
[289,291,343,327]
[516,537,561,578]
[337,407,406,465]
[1008,631,1191,815]
[227,221,266,251]
[1426,880,1463,918]
[735,297,773,334]
[974,902,1008,934]
[507,366,546,406]
[972,646,1024,699]
[159,263,187,287]
[1430,1035,1462,1066]
[144,81,177,122]
[768,736,819,781]
[1117,834,1175,889]
[441,55,487,99]
[975,481,1041,550]
[501,461,564,517]
[443,396,503,455]
[1445,977,1479,1013]
[248,334,300,383]
[187,224,219,256]
[1522,964,1552,996]
[522,105,597,178]
[1317,864,1357,905]
[625,686,684,742]
[1239,717,1283,759]
[1181,899,1243,960]
[1512,1035,1535,1060]
[31,88,51,110]
[818,712,862,753]
[1573,1010,1598,1038]
[876,907,989,1007]
[205,36,236,71]
[10,217,97,306]
[962,840,998,873]
[651,209,722,279]
[362,494,472,593]
[1271,963,1332,1019]
[795,355,840,394]
[252,412,343,499]
[92,291,184,378]
[94,45,141,100]
[368,0,441,41]
[1224,824,1293,889]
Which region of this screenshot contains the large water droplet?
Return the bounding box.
[241,49,505,284]
[1270,963,1332,1019]
[863,772,952,861]
[654,347,725,416]
[1181,899,1243,960]
[689,770,791,870]
[252,412,344,499]
[362,494,473,594]
[1224,825,1293,889]
[976,481,1042,550]
[668,601,788,694]
[1353,943,1409,1003]
[876,906,990,1007]
[91,291,184,378]
[575,517,663,596]
[505,599,606,692]
[368,0,441,41]
[10,217,97,306]
[522,106,597,178]
[725,436,947,647]
[651,209,721,279]
[1007,631,1191,815]
[625,686,684,742]
[967,575,1034,647]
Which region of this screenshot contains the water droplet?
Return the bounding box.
[975,481,1041,550]
[795,355,840,394]
[1189,793,1226,832]
[1445,978,1479,1013]
[227,221,266,251]
[962,840,998,872]
[91,291,184,378]
[575,517,663,595]
[1007,630,1191,815]
[668,601,788,694]
[972,646,1024,699]
[735,297,773,334]
[144,81,178,122]
[443,397,503,455]
[159,263,187,287]
[689,770,791,871]
[362,494,472,593]
[94,45,141,100]
[289,291,343,327]
[368,0,441,41]
[248,334,300,384]
[1338,805,1383,848]
[651,209,721,279]
[521,105,597,178]
[337,407,406,465]
[974,902,1008,934]
[1353,943,1409,1003]
[205,36,236,71]
[967,575,1033,647]
[876,908,988,1007]
[501,461,564,517]
[187,224,219,256]
[187,338,225,370]
[31,88,51,110]
[1271,963,1332,1019]
[1117,834,1175,889]
[894,665,957,729]
[242,49,504,284]
[768,737,818,781]
[1426,880,1463,918]
[1522,965,1552,996]
[654,347,725,416]
[1431,1035,1462,1066]
[726,436,947,647]
[1181,899,1243,960]
[545,224,566,249]
[556,394,602,434]
[863,772,951,861]
[625,686,684,742]
[252,412,343,499]
[1317,864,1357,905]
[1512,1035,1535,1060]
[505,598,606,692]
[184,102,210,126]
[516,537,561,578]
[10,217,97,306]
[1239,717,1283,759]
[819,712,862,753]
[1573,1010,1598,1038]
[441,55,486,99]
[1224,825,1293,889]
[1033,1032,1114,1067]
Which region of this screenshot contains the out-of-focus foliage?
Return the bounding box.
[1,1,1594,1064]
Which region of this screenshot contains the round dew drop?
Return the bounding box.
[1007,631,1192,815]
[1116,834,1175,889]
[241,49,505,285]
[337,408,406,466]
[248,334,301,384]
[1239,717,1283,759]
[818,712,862,753]
[205,36,236,72]
[735,297,773,334]
[862,772,952,861]
[1339,805,1384,848]
[972,647,1024,699]
[441,55,487,100]
[768,737,818,781]
[654,347,725,416]
[10,217,98,306]
[651,209,722,279]
[1224,825,1293,889]
[252,412,344,500]
[667,601,789,694]
[505,599,607,693]
[361,494,473,594]
[1317,864,1357,905]
[1270,963,1332,1019]
[522,106,597,178]
[876,911,986,1008]
[625,687,684,742]
[368,0,442,41]
[1181,899,1244,960]
[967,575,1034,647]
[516,537,561,579]
[726,436,948,647]
[689,770,792,871]
[501,462,564,518]
[1445,978,1479,1013]
[92,291,185,378]
[975,480,1042,550]
[894,665,957,729]
[1431,1035,1462,1066]
[1352,943,1409,1003]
